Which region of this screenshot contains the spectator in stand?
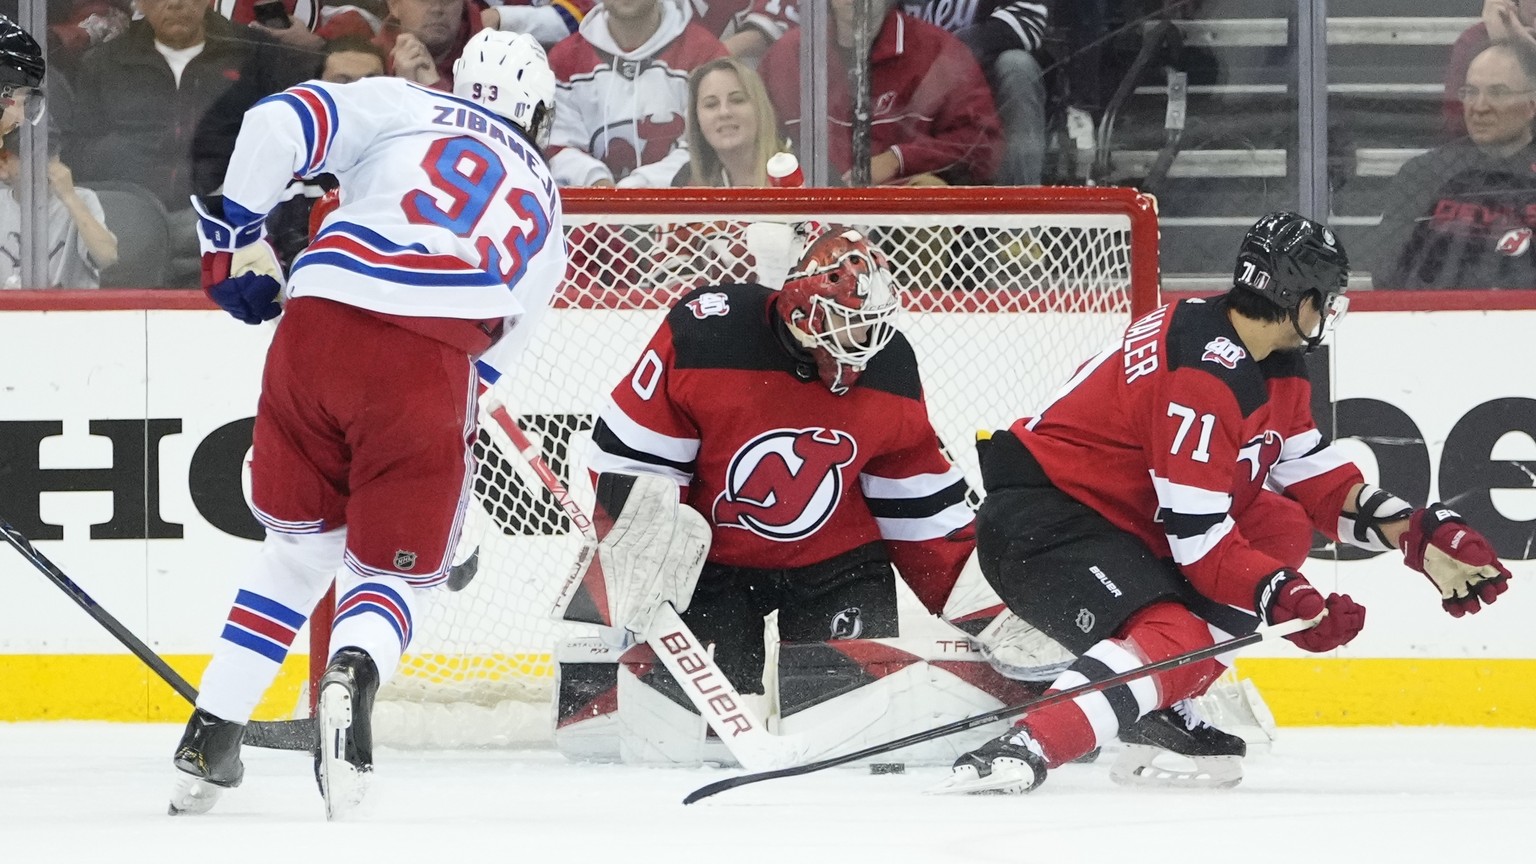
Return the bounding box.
[1445,1,1536,139]
[1371,44,1536,290]
[758,0,1002,186]
[317,32,387,80]
[678,0,797,62]
[1,143,118,288]
[481,0,590,48]
[547,0,726,188]
[901,1,1048,185]
[67,0,308,286]
[365,0,488,89]
[673,56,780,186]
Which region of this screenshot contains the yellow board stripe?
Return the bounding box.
[3,655,1534,726]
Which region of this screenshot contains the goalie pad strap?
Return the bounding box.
[1337,484,1412,552]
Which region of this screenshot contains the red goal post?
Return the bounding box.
[299,185,1162,746]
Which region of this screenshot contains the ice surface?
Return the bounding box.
[2,724,1530,864]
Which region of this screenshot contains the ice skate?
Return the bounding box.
[168,708,245,815]
[316,648,379,820]
[1112,698,1246,789]
[929,725,1048,795]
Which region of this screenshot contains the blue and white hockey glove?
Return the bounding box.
[191,196,283,325]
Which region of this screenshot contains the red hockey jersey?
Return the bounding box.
[1013,296,1363,612]
[685,0,797,41]
[588,284,973,614]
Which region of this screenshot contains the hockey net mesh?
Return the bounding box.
[360,188,1159,747]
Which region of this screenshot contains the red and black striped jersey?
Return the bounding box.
[1013,296,1363,612]
[588,283,973,614]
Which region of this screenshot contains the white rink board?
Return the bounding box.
[0,307,1532,658]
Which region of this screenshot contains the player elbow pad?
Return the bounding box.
[1337,484,1412,552]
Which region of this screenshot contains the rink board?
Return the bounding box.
[1,293,1534,726]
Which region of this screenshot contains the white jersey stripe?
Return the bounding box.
[596,397,701,464]
[1150,473,1234,515]
[860,465,967,500]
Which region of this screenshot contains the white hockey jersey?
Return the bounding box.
[217,77,567,384]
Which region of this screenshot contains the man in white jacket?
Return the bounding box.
[547,0,727,188]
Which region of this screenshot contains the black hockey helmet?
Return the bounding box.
[0,15,44,91]
[1233,211,1349,310]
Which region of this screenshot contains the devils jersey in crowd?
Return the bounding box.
[1011,296,1364,612]
[1368,139,1536,289]
[588,283,973,614]
[686,0,798,43]
[547,0,727,188]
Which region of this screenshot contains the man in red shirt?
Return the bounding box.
[757,0,1002,186]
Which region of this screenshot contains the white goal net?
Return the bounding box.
[309,187,1161,747]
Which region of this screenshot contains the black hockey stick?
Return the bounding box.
[1,515,315,751]
[682,614,1320,804]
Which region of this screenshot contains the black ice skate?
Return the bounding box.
[929,726,1049,795]
[168,708,245,815]
[315,647,379,820]
[1112,698,1246,789]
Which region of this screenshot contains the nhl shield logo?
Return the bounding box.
[394,550,418,571]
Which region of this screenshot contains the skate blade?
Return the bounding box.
[167,772,224,815]
[1109,745,1243,789]
[319,681,371,821]
[926,761,1038,796]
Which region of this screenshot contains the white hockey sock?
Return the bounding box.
[197,530,346,723]
[328,573,418,683]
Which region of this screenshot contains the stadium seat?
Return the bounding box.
[89,182,172,288]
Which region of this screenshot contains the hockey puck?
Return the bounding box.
[869,763,906,775]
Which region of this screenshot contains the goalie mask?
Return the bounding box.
[1233,211,1350,351]
[776,228,899,395]
[453,30,557,149]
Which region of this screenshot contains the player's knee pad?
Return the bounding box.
[776,635,1046,766]
[1118,601,1223,706]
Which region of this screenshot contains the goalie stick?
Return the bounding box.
[0,515,314,751]
[479,392,885,771]
[682,612,1323,804]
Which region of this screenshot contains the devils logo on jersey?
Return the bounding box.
[1237,429,1284,484]
[714,427,858,540]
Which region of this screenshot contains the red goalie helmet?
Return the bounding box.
[776,227,899,395]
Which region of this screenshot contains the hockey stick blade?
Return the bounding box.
[1,515,316,751]
[682,614,1322,804]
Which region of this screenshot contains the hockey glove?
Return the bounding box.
[1402,505,1511,617]
[1257,569,1365,653]
[192,196,283,325]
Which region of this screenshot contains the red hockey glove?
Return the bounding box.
[1257,569,1366,653]
[1402,505,1512,617]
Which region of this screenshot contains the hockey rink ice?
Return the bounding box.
[1,724,1529,863]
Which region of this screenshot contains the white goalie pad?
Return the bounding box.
[1192,672,1279,754]
[556,472,711,641]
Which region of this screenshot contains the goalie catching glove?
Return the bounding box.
[1401,504,1511,617]
[587,472,711,642]
[192,195,284,325]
